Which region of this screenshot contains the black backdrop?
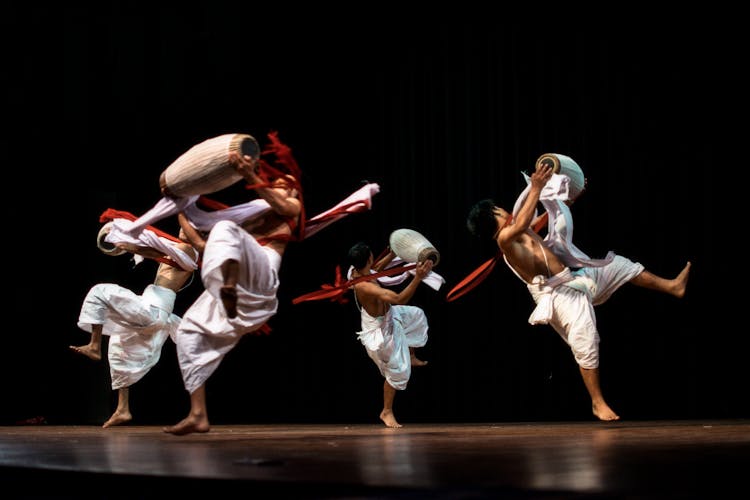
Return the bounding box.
[3,6,745,425]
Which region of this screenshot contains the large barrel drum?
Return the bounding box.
[159,133,260,198]
[389,228,440,266]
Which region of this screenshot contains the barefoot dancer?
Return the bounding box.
[348,243,434,428]
[73,232,197,428]
[163,152,302,436]
[466,154,690,421]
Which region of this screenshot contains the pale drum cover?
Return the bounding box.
[535,153,586,200]
[389,228,441,267]
[97,222,126,256]
[160,133,260,197]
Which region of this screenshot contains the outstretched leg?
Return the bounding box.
[379,381,402,428]
[630,261,691,298]
[103,387,132,428]
[220,259,239,318]
[579,366,620,421]
[410,347,428,367]
[163,384,210,435]
[69,324,103,361]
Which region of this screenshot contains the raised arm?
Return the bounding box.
[372,248,397,272]
[230,152,301,218]
[498,162,553,248]
[358,259,433,305]
[177,212,206,255]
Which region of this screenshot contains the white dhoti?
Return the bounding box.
[357,305,429,390]
[77,283,181,390]
[174,219,280,394]
[526,256,644,369]
[508,170,644,369]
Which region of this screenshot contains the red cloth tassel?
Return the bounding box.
[445,211,549,302]
[197,196,230,211]
[99,209,182,243]
[532,212,549,234]
[292,262,417,305]
[445,253,501,302]
[262,130,301,180]
[243,131,307,241]
[98,208,187,269]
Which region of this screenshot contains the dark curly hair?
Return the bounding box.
[347,242,372,270]
[466,199,499,241]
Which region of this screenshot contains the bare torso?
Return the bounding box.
[242,211,297,257]
[503,230,566,283]
[153,242,195,291]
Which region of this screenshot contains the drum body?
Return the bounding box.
[389,228,440,266]
[97,222,126,256]
[535,153,586,200]
[160,133,260,197]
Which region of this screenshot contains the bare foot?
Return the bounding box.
[220,285,238,319]
[379,409,402,428]
[592,402,620,422]
[671,261,691,298]
[410,355,428,367]
[163,415,210,436]
[69,345,101,361]
[102,410,132,428]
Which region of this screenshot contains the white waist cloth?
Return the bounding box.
[525,256,644,369]
[77,283,180,390]
[507,171,646,369]
[525,268,597,325]
[174,219,280,394]
[357,305,428,391]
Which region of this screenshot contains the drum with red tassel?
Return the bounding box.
[159,133,260,198]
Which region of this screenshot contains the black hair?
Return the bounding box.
[347,241,372,270]
[466,199,499,241]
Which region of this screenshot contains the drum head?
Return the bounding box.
[535,154,561,173]
[535,153,585,200]
[239,135,261,160]
[97,222,126,256]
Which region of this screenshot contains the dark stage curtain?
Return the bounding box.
[4,6,744,425]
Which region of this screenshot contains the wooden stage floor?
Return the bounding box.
[0,420,747,499]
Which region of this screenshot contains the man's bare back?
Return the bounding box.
[352,281,389,318]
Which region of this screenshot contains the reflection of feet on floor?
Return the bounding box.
[220,285,238,318]
[69,345,101,361]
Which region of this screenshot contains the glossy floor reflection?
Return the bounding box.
[0,420,747,498]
